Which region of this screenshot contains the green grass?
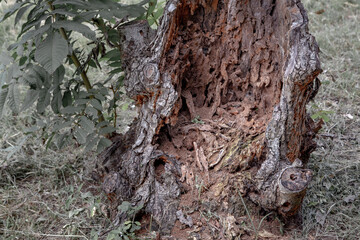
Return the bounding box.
[293,0,360,239]
[0,115,113,239]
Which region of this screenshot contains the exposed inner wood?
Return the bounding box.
[96,0,322,237]
[157,0,285,173]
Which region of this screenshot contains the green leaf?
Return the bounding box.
[95,87,108,96]
[61,106,83,114]
[103,49,120,60]
[108,99,115,113]
[51,86,62,113]
[35,32,69,74]
[106,233,116,240]
[147,0,157,17]
[22,65,49,87]
[53,120,72,131]
[109,55,121,62]
[76,11,98,21]
[99,126,116,135]
[121,103,129,111]
[52,21,96,41]
[0,3,23,23]
[90,229,99,240]
[36,88,51,113]
[15,23,51,49]
[27,3,47,21]
[0,87,9,117]
[109,68,123,75]
[74,98,89,105]
[53,65,65,86]
[45,132,55,150]
[153,7,164,19]
[118,201,131,213]
[96,137,112,153]
[77,91,91,99]
[20,14,51,38]
[69,208,85,218]
[111,5,146,20]
[19,56,27,66]
[84,133,99,153]
[311,110,333,123]
[16,44,24,56]
[97,10,113,21]
[321,114,330,122]
[36,119,46,128]
[90,99,102,110]
[108,61,121,68]
[50,9,77,17]
[88,59,97,68]
[52,0,86,6]
[147,17,155,26]
[123,223,131,231]
[24,126,40,133]
[21,89,39,111]
[62,90,72,107]
[55,133,70,149]
[15,4,32,26]
[7,83,20,114]
[74,126,87,144]
[94,93,106,102]
[80,116,95,132]
[85,106,98,117]
[96,120,110,129]
[130,224,141,232]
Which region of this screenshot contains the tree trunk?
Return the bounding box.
[95,0,322,235]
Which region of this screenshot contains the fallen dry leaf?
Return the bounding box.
[258,229,278,238]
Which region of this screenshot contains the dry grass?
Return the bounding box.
[0,115,113,239]
[293,0,360,239]
[0,0,359,239]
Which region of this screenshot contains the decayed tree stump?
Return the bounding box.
[96,0,322,235]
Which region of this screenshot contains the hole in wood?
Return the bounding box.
[154,158,166,179]
[290,174,297,181]
[282,202,291,211]
[136,211,160,233]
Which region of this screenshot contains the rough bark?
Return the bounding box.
[95,0,322,235]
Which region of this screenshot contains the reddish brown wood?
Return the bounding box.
[96,0,322,235]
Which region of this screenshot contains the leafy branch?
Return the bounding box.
[0,0,164,153]
[47,1,105,123]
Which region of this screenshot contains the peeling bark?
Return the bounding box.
[95,0,322,235]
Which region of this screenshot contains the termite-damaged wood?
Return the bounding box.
[96,0,322,235]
